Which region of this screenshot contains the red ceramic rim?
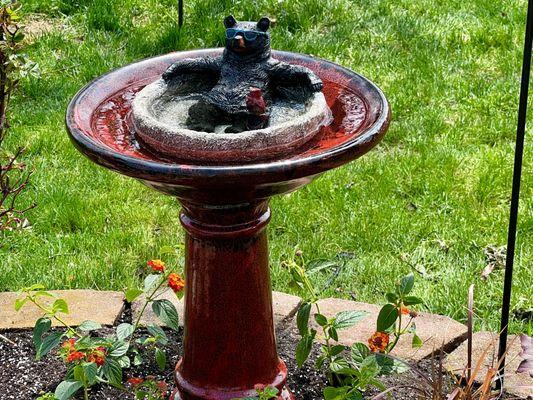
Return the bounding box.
[65,49,390,185]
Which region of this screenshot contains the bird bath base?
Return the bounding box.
[66,49,389,400]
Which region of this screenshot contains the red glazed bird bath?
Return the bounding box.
[66,48,390,400]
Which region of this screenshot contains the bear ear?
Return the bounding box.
[257,17,271,32]
[224,15,237,28]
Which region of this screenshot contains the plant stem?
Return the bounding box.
[83,386,89,400]
[0,332,16,346]
[132,274,168,333]
[27,294,82,338]
[388,304,404,353]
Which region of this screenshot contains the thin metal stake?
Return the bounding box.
[497,0,532,389]
[178,0,184,27]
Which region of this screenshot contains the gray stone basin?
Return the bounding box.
[132,78,332,162]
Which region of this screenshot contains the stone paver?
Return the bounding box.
[445,332,532,399]
[292,298,468,361]
[0,290,124,330]
[132,290,301,328]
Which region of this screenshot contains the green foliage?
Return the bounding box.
[288,254,425,399]
[14,255,183,399]
[238,385,279,400]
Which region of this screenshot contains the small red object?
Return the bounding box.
[246,87,267,115]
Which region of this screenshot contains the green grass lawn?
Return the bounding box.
[1,0,531,333]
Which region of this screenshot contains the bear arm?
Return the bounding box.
[269,61,323,92]
[162,57,222,82]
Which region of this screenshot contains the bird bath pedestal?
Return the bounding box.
[66,49,389,400]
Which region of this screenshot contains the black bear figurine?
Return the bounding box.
[162,15,324,133]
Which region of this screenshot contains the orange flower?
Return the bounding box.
[368,331,390,353]
[127,377,144,386]
[66,351,85,363]
[400,306,410,315]
[168,273,185,293]
[88,347,106,366]
[148,259,166,273]
[61,338,76,352]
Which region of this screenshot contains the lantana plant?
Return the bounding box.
[236,384,279,400]
[286,250,423,400]
[17,256,185,400]
[127,376,168,400]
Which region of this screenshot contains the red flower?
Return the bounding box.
[66,351,85,363]
[148,259,166,273]
[368,331,390,353]
[156,380,168,394]
[88,347,106,366]
[168,273,185,293]
[127,377,144,386]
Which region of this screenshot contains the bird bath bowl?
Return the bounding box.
[66,48,390,400]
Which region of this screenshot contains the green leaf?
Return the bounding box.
[116,323,134,341]
[385,292,398,304]
[152,299,180,331]
[108,340,129,357]
[329,357,355,375]
[296,330,316,368]
[315,354,327,369]
[15,297,28,311]
[54,380,83,400]
[330,344,345,357]
[144,274,160,292]
[133,353,143,366]
[375,354,410,374]
[329,326,339,342]
[73,365,86,384]
[412,333,423,348]
[314,313,328,327]
[37,331,63,360]
[22,284,46,292]
[323,386,349,400]
[78,320,102,332]
[351,343,371,364]
[125,289,144,303]
[376,304,398,332]
[33,317,52,350]
[82,363,98,386]
[297,302,312,336]
[306,260,339,275]
[403,296,423,306]
[117,355,131,368]
[52,299,69,315]
[263,386,279,398]
[347,391,363,400]
[147,324,169,345]
[398,273,415,296]
[155,347,166,371]
[333,311,369,330]
[102,358,122,385]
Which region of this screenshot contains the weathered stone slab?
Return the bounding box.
[132,290,301,328]
[292,298,468,360]
[0,290,124,330]
[445,332,532,399]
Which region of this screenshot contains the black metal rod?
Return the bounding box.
[178,0,184,27]
[497,0,533,389]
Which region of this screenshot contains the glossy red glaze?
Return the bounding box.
[65,49,390,399]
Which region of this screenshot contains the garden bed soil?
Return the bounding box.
[0,311,516,400]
